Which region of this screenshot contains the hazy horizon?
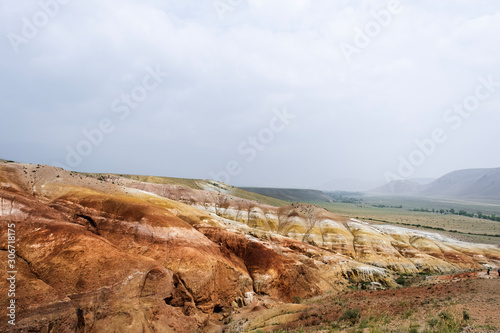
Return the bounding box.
[1,1,500,189]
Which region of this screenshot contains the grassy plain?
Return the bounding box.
[315,195,500,245]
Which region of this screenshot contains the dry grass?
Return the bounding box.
[269,273,500,332]
[317,200,500,245]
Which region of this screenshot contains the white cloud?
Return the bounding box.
[0,0,499,188]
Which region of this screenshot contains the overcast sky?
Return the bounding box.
[1,0,499,189]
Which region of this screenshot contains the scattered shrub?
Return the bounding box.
[340,308,360,325]
[409,323,421,333]
[462,310,470,321]
[359,318,369,329]
[395,276,407,286]
[402,309,415,319]
[427,318,439,328]
[439,311,452,321]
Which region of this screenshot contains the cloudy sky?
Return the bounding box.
[1,0,499,189]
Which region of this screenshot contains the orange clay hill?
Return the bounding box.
[1,161,499,332]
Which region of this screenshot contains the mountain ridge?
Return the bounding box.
[371,167,500,200]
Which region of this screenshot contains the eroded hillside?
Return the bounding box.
[1,162,499,332]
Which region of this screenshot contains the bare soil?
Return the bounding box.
[245,271,500,332]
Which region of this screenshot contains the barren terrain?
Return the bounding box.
[250,271,500,332]
[1,161,499,332]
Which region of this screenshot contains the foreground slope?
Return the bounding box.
[1,161,499,332]
[265,271,500,332]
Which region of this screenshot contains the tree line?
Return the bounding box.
[409,207,500,222]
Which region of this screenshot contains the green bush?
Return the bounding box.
[423,311,465,333]
[395,276,407,286]
[439,311,452,321]
[409,323,421,333]
[340,308,360,325]
[427,318,439,328]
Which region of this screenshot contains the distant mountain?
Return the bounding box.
[241,187,333,202]
[370,180,424,195]
[411,178,436,185]
[422,167,500,200]
[320,178,385,192]
[370,167,500,200]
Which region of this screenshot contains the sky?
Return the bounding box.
[1,0,500,190]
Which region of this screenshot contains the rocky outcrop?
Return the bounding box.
[197,227,344,302]
[1,162,500,332]
[0,187,192,332]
